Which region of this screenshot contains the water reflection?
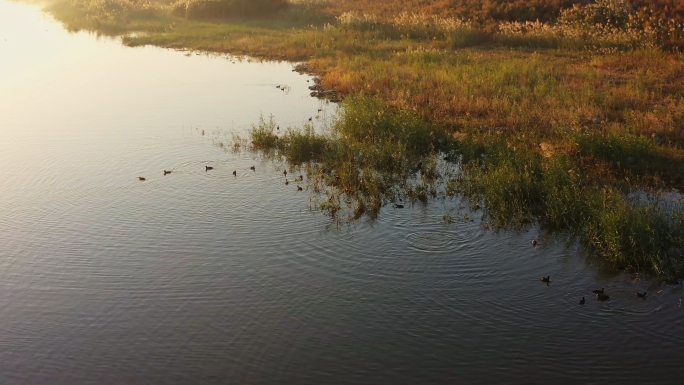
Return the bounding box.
[0,1,683,384]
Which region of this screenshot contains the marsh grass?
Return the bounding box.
[245,96,684,279]
[455,135,684,280]
[248,96,449,219]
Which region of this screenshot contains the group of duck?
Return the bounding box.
[541,276,647,304]
[138,166,306,191]
[534,239,649,304]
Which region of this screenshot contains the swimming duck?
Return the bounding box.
[205,166,214,171]
[636,292,647,298]
[394,204,404,209]
[592,288,604,294]
[164,170,172,175]
[540,276,550,283]
[308,117,312,121]
[596,293,610,301]
[277,125,280,130]
[299,175,303,181]
[318,108,322,112]
[283,170,287,176]
[285,179,289,185]
[232,170,237,176]
[276,85,280,89]
[250,166,255,171]
[297,186,303,191]
[531,240,538,246]
[579,297,585,305]
[138,177,146,181]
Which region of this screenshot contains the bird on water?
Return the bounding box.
[636,292,647,298]
[531,240,538,246]
[596,293,610,301]
[283,170,287,176]
[164,170,172,175]
[138,177,146,181]
[205,166,214,171]
[297,186,303,191]
[250,166,255,171]
[233,170,237,176]
[592,288,604,294]
[540,276,550,283]
[579,297,585,305]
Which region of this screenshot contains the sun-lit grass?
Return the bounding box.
[245,96,684,280]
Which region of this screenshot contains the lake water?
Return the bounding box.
[1,1,683,383]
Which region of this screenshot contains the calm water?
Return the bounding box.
[1,2,683,384]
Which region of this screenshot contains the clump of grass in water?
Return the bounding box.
[455,135,684,281]
[249,95,449,219]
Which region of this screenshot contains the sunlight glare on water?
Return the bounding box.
[0,1,683,384]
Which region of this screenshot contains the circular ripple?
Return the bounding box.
[406,231,459,252]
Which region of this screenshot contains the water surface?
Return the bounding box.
[1,2,683,384]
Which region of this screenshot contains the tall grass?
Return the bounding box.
[455,135,684,280]
[249,95,449,218]
[246,97,684,279]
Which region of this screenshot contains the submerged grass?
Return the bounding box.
[38,0,684,279]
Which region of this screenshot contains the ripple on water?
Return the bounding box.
[406,231,462,252]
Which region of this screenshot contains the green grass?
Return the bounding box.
[246,97,684,280]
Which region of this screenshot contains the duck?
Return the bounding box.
[592,288,604,294]
[138,177,146,181]
[283,170,287,176]
[579,297,585,305]
[540,276,550,283]
[277,125,280,130]
[297,186,303,191]
[285,179,289,185]
[250,166,256,171]
[299,175,303,181]
[164,170,172,175]
[394,203,404,209]
[308,117,312,122]
[276,85,280,89]
[596,293,610,301]
[531,240,538,246]
[318,108,322,112]
[636,292,647,298]
[205,166,214,171]
[232,170,237,176]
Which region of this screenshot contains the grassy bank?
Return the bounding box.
[246,95,684,281]
[39,0,684,279]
